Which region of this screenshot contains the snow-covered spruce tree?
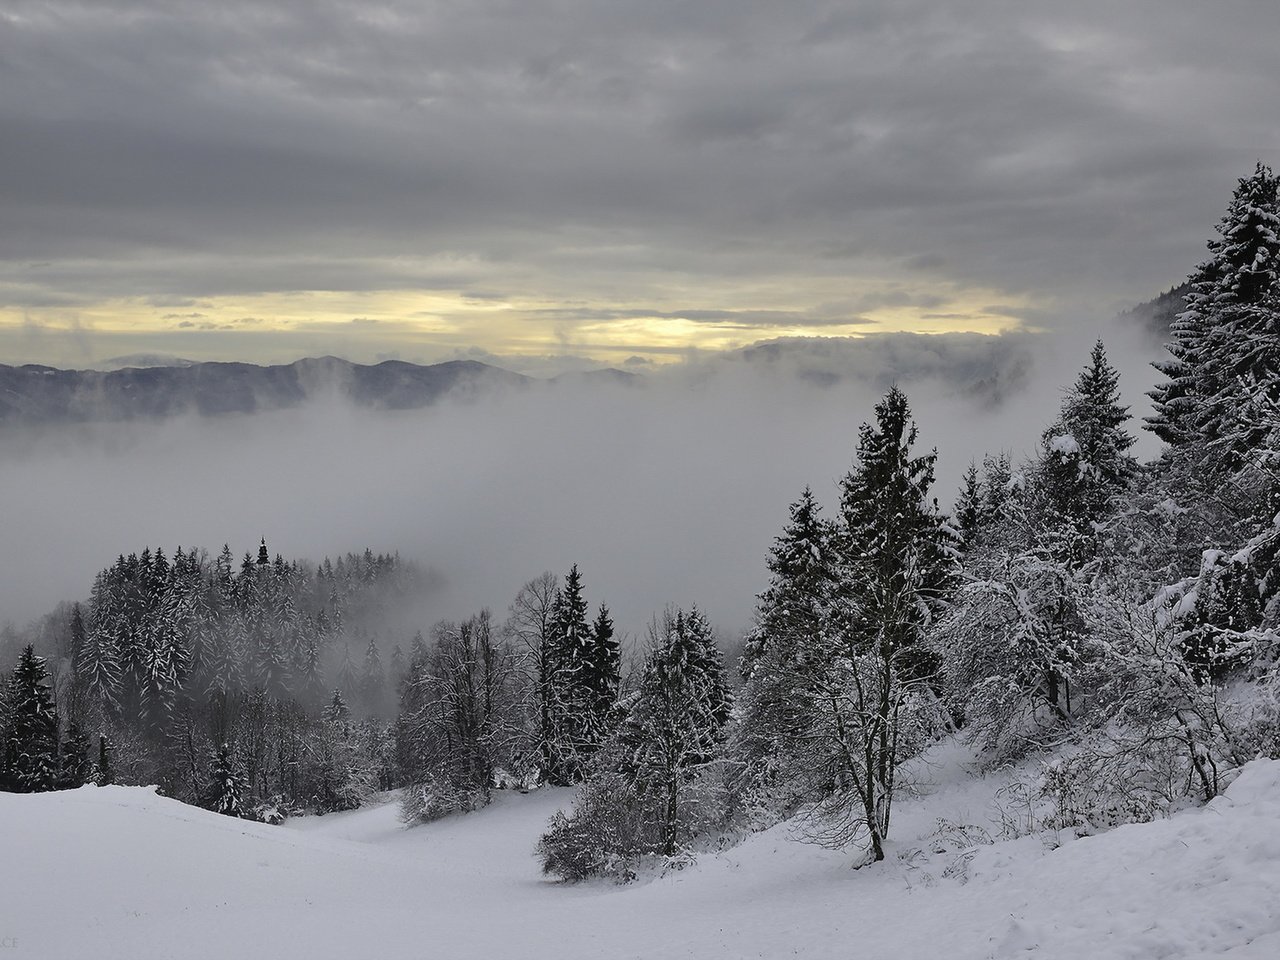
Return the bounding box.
[57,721,94,789]
[96,735,115,785]
[734,487,839,818]
[814,387,957,861]
[1149,162,1280,482]
[938,347,1135,755]
[544,565,592,784]
[321,688,350,725]
[2,646,61,793]
[539,607,732,879]
[837,386,958,686]
[954,463,984,552]
[579,604,621,751]
[359,636,387,717]
[1155,512,1280,682]
[1030,341,1137,562]
[207,742,247,817]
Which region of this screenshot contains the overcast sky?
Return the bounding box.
[3,0,1280,367]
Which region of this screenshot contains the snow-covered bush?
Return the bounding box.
[398,772,486,824]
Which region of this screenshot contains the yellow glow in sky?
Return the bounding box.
[0,283,1036,369]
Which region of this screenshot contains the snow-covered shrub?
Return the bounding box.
[537,771,645,882]
[537,760,737,882]
[398,772,486,824]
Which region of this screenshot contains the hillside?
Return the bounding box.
[3,743,1278,959]
[0,357,536,424]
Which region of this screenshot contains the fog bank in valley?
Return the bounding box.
[0,326,1162,643]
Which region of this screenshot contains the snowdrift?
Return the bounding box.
[3,756,1280,958]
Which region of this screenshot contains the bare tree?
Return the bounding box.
[504,572,559,780]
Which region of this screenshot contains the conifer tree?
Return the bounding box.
[620,608,731,855]
[1035,340,1137,545]
[96,735,115,786]
[580,604,620,745]
[838,386,957,684]
[740,487,836,678]
[954,463,984,552]
[322,689,351,726]
[1149,162,1280,463]
[58,722,93,789]
[69,603,86,667]
[736,489,837,808]
[545,565,593,783]
[208,743,246,817]
[388,643,406,687]
[2,646,60,792]
[360,636,386,715]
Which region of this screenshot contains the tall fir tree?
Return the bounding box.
[2,646,60,792]
[1149,162,1280,465]
[1035,339,1137,547]
[57,722,93,789]
[838,387,957,683]
[581,604,620,743]
[208,743,246,817]
[96,735,115,786]
[620,608,731,855]
[954,463,984,552]
[545,564,593,783]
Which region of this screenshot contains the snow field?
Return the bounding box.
[3,745,1279,958]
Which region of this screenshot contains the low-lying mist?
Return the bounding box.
[0,325,1162,644]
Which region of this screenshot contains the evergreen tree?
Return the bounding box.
[1149,162,1280,464]
[58,722,93,789]
[68,603,86,667]
[334,642,359,699]
[388,643,406,688]
[545,565,593,783]
[96,735,115,786]
[838,386,957,684]
[735,489,837,811]
[579,604,620,748]
[740,487,836,678]
[1034,340,1137,549]
[619,608,731,855]
[2,646,60,792]
[954,463,984,552]
[360,636,386,716]
[208,743,246,817]
[322,689,351,726]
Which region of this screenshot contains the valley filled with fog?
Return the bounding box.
[0,325,1158,641]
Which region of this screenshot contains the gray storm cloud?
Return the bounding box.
[2,0,1278,324]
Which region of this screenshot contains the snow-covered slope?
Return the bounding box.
[3,753,1279,959]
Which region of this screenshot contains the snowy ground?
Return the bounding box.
[4,745,1280,959]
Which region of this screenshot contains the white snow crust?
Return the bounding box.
[3,744,1279,958]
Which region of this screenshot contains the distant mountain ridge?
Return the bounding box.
[0,356,628,424]
[1121,282,1191,340]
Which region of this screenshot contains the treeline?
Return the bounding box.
[0,545,427,812]
[0,545,629,822]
